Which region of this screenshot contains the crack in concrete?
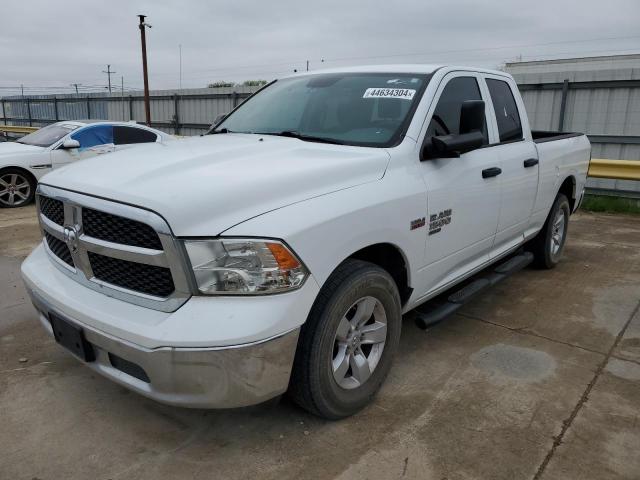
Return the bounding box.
[531,299,640,480]
[610,354,640,367]
[458,312,607,357]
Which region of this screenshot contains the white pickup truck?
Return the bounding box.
[22,65,590,419]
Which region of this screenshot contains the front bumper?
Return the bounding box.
[26,286,300,408]
[21,244,319,408]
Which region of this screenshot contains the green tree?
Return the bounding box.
[207,81,235,88]
[242,80,268,87]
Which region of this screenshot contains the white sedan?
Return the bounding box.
[0,120,173,208]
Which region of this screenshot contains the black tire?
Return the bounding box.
[529,193,570,269]
[0,168,36,208]
[289,259,402,419]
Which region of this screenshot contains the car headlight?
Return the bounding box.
[184,238,308,295]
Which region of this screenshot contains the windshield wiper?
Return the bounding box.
[208,128,235,135]
[257,131,345,145]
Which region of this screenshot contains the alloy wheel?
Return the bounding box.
[550,208,566,256]
[331,296,387,389]
[0,173,31,207]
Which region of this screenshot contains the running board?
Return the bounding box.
[414,251,533,330]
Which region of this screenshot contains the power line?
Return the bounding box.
[2,33,639,95]
[144,33,640,79]
[159,46,640,83]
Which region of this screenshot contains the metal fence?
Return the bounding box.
[508,58,640,199]
[2,76,639,197]
[0,86,260,137]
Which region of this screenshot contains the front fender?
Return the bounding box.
[222,170,427,292]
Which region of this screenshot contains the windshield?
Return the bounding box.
[17,123,80,147]
[214,73,429,147]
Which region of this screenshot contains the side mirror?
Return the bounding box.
[421,100,487,160]
[61,139,80,149]
[431,131,486,157]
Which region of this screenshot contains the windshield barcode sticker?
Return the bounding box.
[363,88,416,100]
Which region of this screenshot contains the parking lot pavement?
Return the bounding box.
[1,208,638,480]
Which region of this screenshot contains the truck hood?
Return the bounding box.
[40,134,390,236]
[0,142,45,156]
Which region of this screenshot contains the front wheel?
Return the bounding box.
[0,169,36,208]
[530,193,570,269]
[289,259,402,419]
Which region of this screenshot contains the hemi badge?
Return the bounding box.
[410,217,426,230]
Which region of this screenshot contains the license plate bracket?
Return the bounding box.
[49,313,95,362]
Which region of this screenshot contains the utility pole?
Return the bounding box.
[138,14,152,125]
[121,76,125,120]
[179,44,182,90]
[306,60,309,71]
[70,83,81,95]
[102,64,116,94]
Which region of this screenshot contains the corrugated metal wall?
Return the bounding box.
[507,55,640,196]
[1,86,260,136]
[3,60,639,196]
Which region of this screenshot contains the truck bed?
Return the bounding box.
[531,130,584,144]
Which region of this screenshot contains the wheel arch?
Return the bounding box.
[343,242,412,307]
[0,165,38,186]
[558,175,577,212]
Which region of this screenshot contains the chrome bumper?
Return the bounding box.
[27,287,300,409]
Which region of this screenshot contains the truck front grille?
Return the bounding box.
[82,207,162,250]
[44,232,74,267]
[36,187,191,312]
[88,252,175,297]
[40,196,64,226]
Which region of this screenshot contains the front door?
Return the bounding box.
[417,73,502,296]
[50,124,115,169]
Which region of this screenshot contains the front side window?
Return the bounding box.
[486,79,523,143]
[425,76,485,140]
[17,123,79,147]
[71,125,114,151]
[213,73,430,147]
[114,126,158,145]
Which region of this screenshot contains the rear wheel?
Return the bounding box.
[530,193,570,269]
[0,168,36,208]
[289,259,402,419]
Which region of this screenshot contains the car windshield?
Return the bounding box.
[17,123,80,147]
[213,73,429,147]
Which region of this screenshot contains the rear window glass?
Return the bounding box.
[114,126,158,145]
[486,79,523,143]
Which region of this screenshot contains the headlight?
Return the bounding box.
[184,238,308,295]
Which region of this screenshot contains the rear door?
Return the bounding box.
[417,72,502,295]
[483,75,538,258]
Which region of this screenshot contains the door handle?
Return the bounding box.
[482,167,502,179]
[523,158,539,168]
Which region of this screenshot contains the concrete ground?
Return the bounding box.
[1,206,639,480]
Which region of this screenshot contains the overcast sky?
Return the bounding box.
[1,0,639,95]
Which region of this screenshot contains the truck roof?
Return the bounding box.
[281,64,512,79]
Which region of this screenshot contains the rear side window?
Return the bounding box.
[486,79,523,143]
[114,126,158,145]
[426,76,484,139]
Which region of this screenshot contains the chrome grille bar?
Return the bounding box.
[36,184,192,313]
